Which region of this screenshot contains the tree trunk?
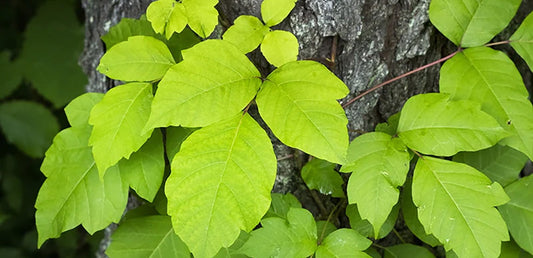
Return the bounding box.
[79,0,532,256]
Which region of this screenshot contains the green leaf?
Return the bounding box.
[213,231,250,258]
[36,126,128,247]
[384,244,435,258]
[223,15,270,54]
[398,93,508,156]
[165,126,196,160]
[256,60,349,164]
[165,114,276,258]
[453,144,528,187]
[261,30,299,67]
[182,0,218,38]
[265,193,302,219]
[500,239,533,258]
[165,27,201,62]
[106,215,190,258]
[101,17,159,49]
[345,203,399,239]
[428,0,520,47]
[89,83,154,176]
[119,130,164,202]
[317,221,337,240]
[341,132,410,237]
[0,51,22,99]
[261,0,296,26]
[375,112,400,136]
[64,93,104,127]
[147,0,175,34]
[400,177,440,247]
[499,175,533,255]
[146,40,261,129]
[511,12,533,72]
[97,36,175,82]
[302,159,345,197]
[166,3,187,39]
[18,0,86,107]
[0,101,59,158]
[440,47,533,160]
[412,157,510,258]
[240,208,317,258]
[316,229,372,258]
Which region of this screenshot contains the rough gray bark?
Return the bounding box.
[79,0,532,256]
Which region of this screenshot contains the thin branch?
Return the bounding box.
[342,50,460,109]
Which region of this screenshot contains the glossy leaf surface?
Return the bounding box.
[240,208,317,258]
[301,159,344,197]
[223,15,270,54]
[412,157,510,258]
[315,229,372,258]
[107,215,190,258]
[257,60,349,164]
[89,83,154,176]
[341,132,409,237]
[146,40,261,129]
[261,0,296,26]
[511,12,533,72]
[36,126,128,247]
[261,30,299,67]
[453,144,527,187]
[398,93,507,156]
[499,175,533,255]
[428,0,520,47]
[0,101,59,158]
[166,114,276,258]
[97,36,175,82]
[440,47,533,160]
[119,130,165,202]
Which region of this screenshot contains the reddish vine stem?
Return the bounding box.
[341,50,460,109]
[484,40,511,47]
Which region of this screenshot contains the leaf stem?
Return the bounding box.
[392,228,406,244]
[342,50,460,109]
[484,40,511,47]
[318,200,345,245]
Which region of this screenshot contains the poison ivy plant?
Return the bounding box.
[33,0,533,257]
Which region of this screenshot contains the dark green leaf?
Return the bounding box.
[384,244,435,258]
[0,51,22,99]
[346,203,399,239]
[302,159,345,197]
[265,193,302,219]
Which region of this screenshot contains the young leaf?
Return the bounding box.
[345,203,399,239]
[261,30,299,67]
[119,130,164,202]
[64,93,104,127]
[510,12,533,72]
[340,132,410,237]
[166,3,187,39]
[400,177,440,247]
[384,244,435,258]
[412,157,510,258]
[89,83,154,176]
[397,93,508,156]
[428,0,521,47]
[301,159,345,197]
[165,126,196,160]
[182,0,218,38]
[0,51,22,99]
[18,0,86,107]
[499,175,533,255]
[265,193,302,219]
[440,47,533,160]
[315,229,372,258]
[0,101,59,158]
[222,15,270,54]
[97,36,175,82]
[101,17,159,49]
[36,126,128,247]
[106,215,190,258]
[239,208,317,258]
[165,114,276,258]
[146,0,176,34]
[256,60,349,164]
[375,112,400,136]
[261,0,297,27]
[453,145,528,187]
[146,40,262,129]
